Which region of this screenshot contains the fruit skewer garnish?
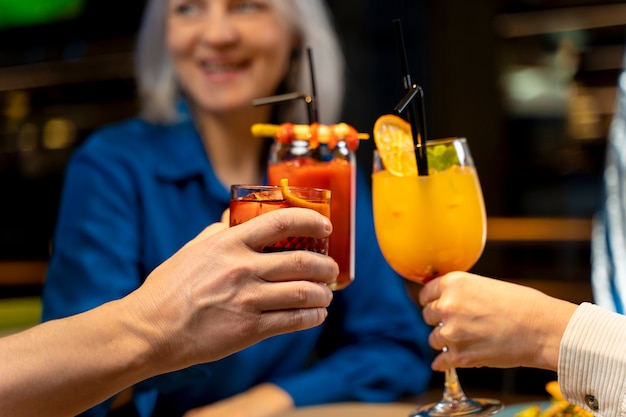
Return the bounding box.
[251,122,369,151]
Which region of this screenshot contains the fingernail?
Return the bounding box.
[322,217,332,233]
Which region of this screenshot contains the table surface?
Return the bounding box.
[273,400,549,417]
[272,388,550,417]
[273,402,419,417]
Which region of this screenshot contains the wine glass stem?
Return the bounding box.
[442,368,470,404]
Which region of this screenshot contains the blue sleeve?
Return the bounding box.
[41,130,208,417]
[272,168,433,405]
[41,132,145,321]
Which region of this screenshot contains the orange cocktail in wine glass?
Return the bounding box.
[372,115,502,417]
[372,141,485,282]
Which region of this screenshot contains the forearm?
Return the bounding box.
[0,299,158,417]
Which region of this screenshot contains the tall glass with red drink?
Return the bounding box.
[263,123,360,290]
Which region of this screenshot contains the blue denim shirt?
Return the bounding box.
[41,113,432,416]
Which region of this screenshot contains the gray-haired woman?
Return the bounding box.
[41,1,433,416]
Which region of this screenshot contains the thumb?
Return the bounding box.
[221,208,230,225]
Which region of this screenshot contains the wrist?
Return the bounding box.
[112,295,173,377]
[532,295,577,371]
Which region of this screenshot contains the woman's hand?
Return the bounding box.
[182,383,293,417]
[418,272,577,372]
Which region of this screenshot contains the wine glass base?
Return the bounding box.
[411,398,503,417]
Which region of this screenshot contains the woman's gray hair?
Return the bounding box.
[135,0,345,125]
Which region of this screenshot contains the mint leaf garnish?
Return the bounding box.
[427,144,460,173]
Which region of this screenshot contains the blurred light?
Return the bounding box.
[506,68,549,102]
[2,91,29,121]
[17,123,39,152]
[567,91,602,140]
[43,118,75,149]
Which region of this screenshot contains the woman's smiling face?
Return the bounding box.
[166,0,297,114]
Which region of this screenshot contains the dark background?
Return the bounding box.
[1,0,623,256]
[1,0,625,397]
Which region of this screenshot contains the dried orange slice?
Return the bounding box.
[373,114,418,176]
[279,178,330,217]
[545,381,563,400]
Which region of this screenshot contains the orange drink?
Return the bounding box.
[230,184,331,254]
[372,161,485,283]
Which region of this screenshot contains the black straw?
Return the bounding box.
[251,49,318,125]
[252,92,312,108]
[306,48,319,124]
[393,85,418,115]
[392,19,428,176]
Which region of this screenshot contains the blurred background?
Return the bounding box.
[0,0,624,398]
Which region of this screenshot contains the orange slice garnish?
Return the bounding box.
[373,114,418,176]
[545,381,563,401]
[279,178,330,217]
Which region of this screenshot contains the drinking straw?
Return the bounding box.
[392,19,428,176]
[251,92,314,125]
[393,85,418,115]
[251,48,318,125]
[306,48,319,124]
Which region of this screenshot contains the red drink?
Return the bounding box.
[230,185,331,254]
[269,157,354,289]
[251,121,365,290]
